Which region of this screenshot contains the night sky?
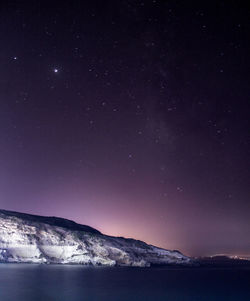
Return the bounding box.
[1,1,249,257]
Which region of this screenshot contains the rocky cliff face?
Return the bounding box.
[0,209,192,267]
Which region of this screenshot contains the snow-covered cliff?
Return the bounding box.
[0,209,192,267]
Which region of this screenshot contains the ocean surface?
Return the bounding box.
[0,264,250,301]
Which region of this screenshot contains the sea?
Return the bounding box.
[0,264,249,301]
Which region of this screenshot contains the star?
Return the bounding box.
[53,68,59,73]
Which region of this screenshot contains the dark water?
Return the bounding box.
[0,264,250,301]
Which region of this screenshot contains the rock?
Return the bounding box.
[0,209,192,267]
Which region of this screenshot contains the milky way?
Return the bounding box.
[0,1,249,256]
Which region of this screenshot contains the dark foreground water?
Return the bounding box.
[0,264,250,301]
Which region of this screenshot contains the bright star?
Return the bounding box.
[54,68,59,73]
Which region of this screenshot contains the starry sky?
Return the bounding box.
[0,1,249,257]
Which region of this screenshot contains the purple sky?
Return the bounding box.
[0,1,249,256]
